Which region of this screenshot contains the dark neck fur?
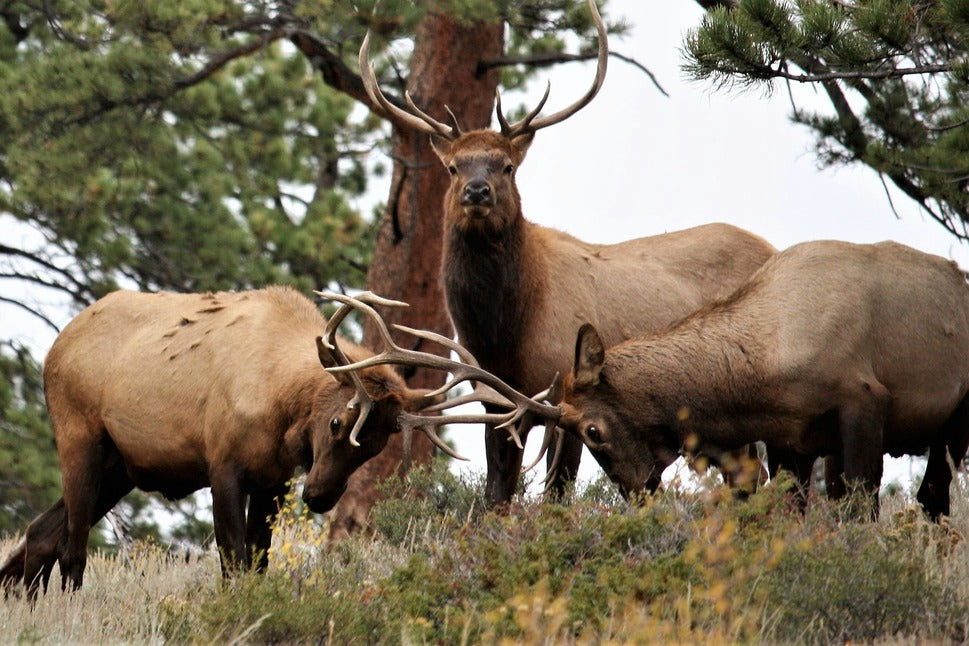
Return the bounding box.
[442,217,532,382]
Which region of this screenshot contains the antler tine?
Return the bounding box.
[318,294,379,448]
[316,291,562,452]
[498,82,550,138]
[420,384,513,413]
[398,413,472,461]
[542,430,568,492]
[359,31,459,140]
[523,419,562,473]
[502,0,608,138]
[393,324,481,368]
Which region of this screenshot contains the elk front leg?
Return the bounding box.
[766,446,816,511]
[484,418,525,508]
[246,485,288,573]
[839,386,891,520]
[210,466,248,575]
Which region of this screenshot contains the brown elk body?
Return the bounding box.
[359,0,776,504]
[0,287,438,593]
[560,240,969,519]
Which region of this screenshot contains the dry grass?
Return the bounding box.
[0,537,221,644]
[0,469,968,644]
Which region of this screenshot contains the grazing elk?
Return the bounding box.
[0,287,452,593]
[545,240,969,519]
[359,0,777,504]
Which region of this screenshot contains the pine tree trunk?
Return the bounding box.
[327,13,503,540]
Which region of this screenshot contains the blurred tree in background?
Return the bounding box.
[0,0,629,544]
[686,0,969,239]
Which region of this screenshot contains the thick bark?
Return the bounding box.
[327,13,504,539]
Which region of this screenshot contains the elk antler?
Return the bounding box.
[360,0,606,143]
[497,0,608,139]
[320,291,407,449]
[358,29,462,140]
[315,291,562,460]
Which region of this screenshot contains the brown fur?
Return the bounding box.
[562,240,969,519]
[432,130,777,503]
[0,286,434,593]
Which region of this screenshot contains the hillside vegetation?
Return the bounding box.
[2,463,968,644]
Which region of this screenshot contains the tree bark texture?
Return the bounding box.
[327,13,504,540]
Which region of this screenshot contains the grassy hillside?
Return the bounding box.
[2,464,968,644]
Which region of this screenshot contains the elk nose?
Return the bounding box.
[463,179,492,205]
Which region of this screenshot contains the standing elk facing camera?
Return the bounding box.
[0,287,450,594]
[544,240,969,519]
[359,0,776,504]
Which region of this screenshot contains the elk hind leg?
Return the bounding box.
[917,395,969,520]
[0,498,66,596]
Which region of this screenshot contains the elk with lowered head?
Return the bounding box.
[359,0,776,504]
[549,240,969,519]
[0,287,450,594]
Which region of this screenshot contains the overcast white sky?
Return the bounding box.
[447,0,957,490]
[2,1,954,494]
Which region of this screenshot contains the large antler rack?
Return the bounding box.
[358,30,462,140]
[316,291,562,462]
[497,0,608,139]
[358,0,608,142]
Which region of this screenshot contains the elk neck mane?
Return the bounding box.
[442,213,544,381]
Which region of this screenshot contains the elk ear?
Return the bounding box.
[510,132,535,160]
[573,324,605,389]
[429,135,452,164]
[316,336,353,387]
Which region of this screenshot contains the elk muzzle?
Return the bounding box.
[462,178,494,210]
[303,481,347,514]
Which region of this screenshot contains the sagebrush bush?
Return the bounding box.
[4,464,969,644]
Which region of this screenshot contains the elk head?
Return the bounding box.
[301,293,445,513]
[556,324,681,499]
[358,0,608,236]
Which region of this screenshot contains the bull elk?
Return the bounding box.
[359,0,777,504]
[0,287,456,593]
[545,240,969,519]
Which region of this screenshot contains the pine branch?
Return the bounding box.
[0,295,61,333]
[744,61,954,84]
[290,30,389,117]
[57,30,289,131]
[479,50,669,97]
[694,0,737,9]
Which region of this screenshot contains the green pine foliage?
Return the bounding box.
[0,0,622,545]
[0,342,59,536]
[684,0,969,239]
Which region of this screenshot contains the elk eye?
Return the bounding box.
[503,164,514,175]
[330,417,342,434]
[448,165,457,176]
[585,424,602,444]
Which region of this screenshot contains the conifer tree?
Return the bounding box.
[685,0,969,239]
[0,0,632,541]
